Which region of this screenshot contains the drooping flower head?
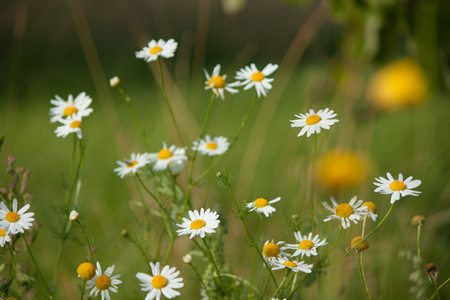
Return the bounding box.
[176,208,220,239]
[246,197,281,217]
[204,64,240,100]
[0,229,11,247]
[235,63,278,98]
[86,262,122,300]
[373,172,421,204]
[271,256,313,273]
[262,240,288,262]
[136,39,178,62]
[54,114,84,139]
[114,153,151,178]
[285,231,327,258]
[136,262,184,300]
[290,108,339,138]
[192,135,229,156]
[49,92,93,123]
[361,201,378,221]
[0,199,34,235]
[148,142,187,172]
[322,196,368,229]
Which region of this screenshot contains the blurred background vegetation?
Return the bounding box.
[0,0,449,299]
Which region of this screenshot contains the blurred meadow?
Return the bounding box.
[1,0,450,299]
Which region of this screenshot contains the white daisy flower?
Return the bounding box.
[285,231,327,258]
[54,114,83,139]
[136,262,184,300]
[148,142,188,172]
[361,201,378,221]
[192,135,229,156]
[322,196,368,229]
[290,108,339,137]
[235,63,278,98]
[246,197,281,217]
[0,229,11,247]
[176,208,220,239]
[49,92,93,123]
[204,64,239,100]
[271,256,313,273]
[374,172,422,204]
[86,262,122,300]
[136,39,178,62]
[114,153,150,178]
[262,240,288,263]
[0,199,34,235]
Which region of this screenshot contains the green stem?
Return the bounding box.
[124,233,152,267]
[75,220,93,261]
[249,218,262,299]
[80,279,86,300]
[271,273,289,299]
[311,134,317,232]
[201,238,231,299]
[188,262,212,298]
[157,57,184,146]
[358,252,372,299]
[427,276,450,300]
[23,236,52,295]
[163,236,176,265]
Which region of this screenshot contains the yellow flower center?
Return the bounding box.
[151,275,168,289]
[336,203,354,218]
[306,115,322,125]
[95,274,111,290]
[150,46,163,55]
[126,161,138,168]
[158,149,173,160]
[263,243,280,257]
[362,201,377,213]
[70,121,82,128]
[251,71,265,82]
[254,198,268,208]
[390,180,406,191]
[299,240,314,250]
[190,219,206,230]
[5,212,19,223]
[63,106,78,117]
[77,262,96,279]
[0,229,6,237]
[284,261,298,268]
[206,142,218,150]
[208,76,226,88]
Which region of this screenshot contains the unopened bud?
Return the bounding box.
[110,76,120,88]
[183,254,192,264]
[69,210,79,221]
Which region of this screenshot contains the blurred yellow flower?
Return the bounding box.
[315,149,368,193]
[368,58,428,112]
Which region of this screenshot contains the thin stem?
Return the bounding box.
[163,236,176,265]
[188,262,212,298]
[23,236,52,295]
[310,134,317,232]
[290,273,298,293]
[249,218,262,299]
[362,216,367,237]
[358,252,372,299]
[428,276,450,300]
[76,220,93,262]
[416,222,424,285]
[271,273,289,299]
[201,238,231,299]
[124,233,152,267]
[80,279,86,300]
[157,57,184,146]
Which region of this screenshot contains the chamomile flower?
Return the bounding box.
[290,108,339,137]
[322,196,368,229]
[86,262,122,300]
[246,197,281,217]
[114,153,150,178]
[271,257,313,273]
[148,142,188,172]
[0,199,34,235]
[0,229,11,247]
[136,262,184,300]
[262,240,288,262]
[361,201,378,221]
[135,39,178,62]
[49,92,93,123]
[192,135,229,156]
[176,208,220,239]
[373,172,422,204]
[204,64,239,100]
[235,63,278,98]
[285,232,327,258]
[54,114,83,139]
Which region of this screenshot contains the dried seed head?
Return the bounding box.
[425,263,439,282]
[351,236,369,252]
[411,215,425,225]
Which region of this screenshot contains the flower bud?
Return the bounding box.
[110,76,120,88]
[183,254,192,264]
[69,210,79,221]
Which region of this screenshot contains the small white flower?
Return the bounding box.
[136,39,178,62]
[0,199,34,235]
[86,262,122,300]
[271,256,313,273]
[69,210,79,221]
[246,197,281,217]
[0,229,11,247]
[176,208,220,239]
[290,108,339,137]
[204,64,239,100]
[262,240,288,263]
[374,172,422,204]
[192,135,229,156]
[54,114,83,139]
[114,153,151,178]
[285,231,327,258]
[182,254,192,264]
[235,63,278,98]
[49,92,93,123]
[136,262,184,300]
[322,196,368,229]
[148,143,188,172]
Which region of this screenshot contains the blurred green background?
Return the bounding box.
[1,0,449,299]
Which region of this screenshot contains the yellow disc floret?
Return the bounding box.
[206,143,218,150]
[151,275,168,289]
[390,180,406,191]
[63,106,78,117]
[190,220,206,230]
[251,71,265,82]
[299,240,314,250]
[306,115,321,125]
[77,262,96,279]
[263,243,280,257]
[158,149,173,160]
[95,274,111,290]
[150,46,163,55]
[70,121,82,128]
[284,261,298,268]
[208,76,226,89]
[362,201,377,214]
[336,203,354,218]
[126,161,138,168]
[0,229,6,237]
[254,198,268,208]
[351,236,369,251]
[5,212,19,223]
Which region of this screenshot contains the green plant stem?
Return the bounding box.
[163,236,176,265]
[193,94,259,186]
[290,272,298,293]
[201,238,231,299]
[249,218,262,299]
[75,220,93,262]
[188,263,212,298]
[358,252,372,299]
[80,279,86,300]
[311,133,317,232]
[362,216,367,237]
[220,273,260,293]
[8,245,53,300]
[124,233,152,267]
[157,57,184,146]
[428,276,450,300]
[202,160,214,207]
[23,236,52,295]
[416,222,424,284]
[271,272,289,299]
